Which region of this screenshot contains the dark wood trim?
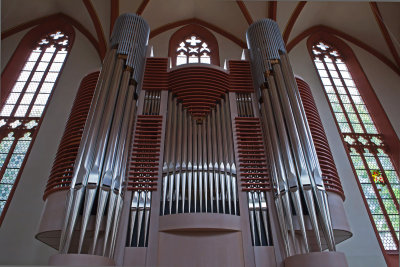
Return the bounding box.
[307,33,400,266]
[287,25,400,76]
[82,0,107,59]
[136,0,150,15]
[150,18,246,48]
[282,1,307,44]
[1,13,102,60]
[110,0,119,36]
[168,24,220,67]
[235,0,253,25]
[268,1,277,21]
[370,2,400,68]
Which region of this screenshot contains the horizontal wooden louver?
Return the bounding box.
[127,115,162,191]
[235,117,271,191]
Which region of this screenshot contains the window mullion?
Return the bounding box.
[0,134,21,183]
[332,57,368,134]
[320,55,355,133]
[359,150,400,249]
[25,46,59,117]
[372,152,400,212]
[9,49,46,118]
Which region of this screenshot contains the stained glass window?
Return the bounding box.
[312,41,399,252]
[0,30,70,220]
[176,35,211,66]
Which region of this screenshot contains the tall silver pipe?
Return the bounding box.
[162,93,173,215]
[175,103,183,213]
[181,109,188,212]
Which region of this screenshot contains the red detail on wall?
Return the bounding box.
[296,78,345,200]
[127,115,162,191]
[142,58,168,91]
[228,60,254,93]
[44,72,99,199]
[235,117,271,191]
[169,66,229,118]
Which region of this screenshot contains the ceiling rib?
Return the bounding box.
[137,0,150,15]
[369,2,400,68]
[287,25,400,76]
[150,18,246,48]
[268,1,277,21]
[236,1,253,25]
[83,0,106,59]
[110,0,119,36]
[283,1,307,44]
[1,13,102,60]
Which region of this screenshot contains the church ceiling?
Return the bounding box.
[1,0,399,71]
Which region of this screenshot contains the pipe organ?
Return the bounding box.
[37,15,352,267]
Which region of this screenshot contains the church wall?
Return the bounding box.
[0,29,101,265]
[148,27,243,67]
[288,38,392,267]
[1,28,30,72]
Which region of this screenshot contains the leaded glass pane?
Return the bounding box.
[26,82,40,93]
[343,103,355,113]
[11,82,26,93]
[2,169,19,184]
[5,93,20,105]
[0,184,13,201]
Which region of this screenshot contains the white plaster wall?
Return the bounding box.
[148,27,243,67]
[288,38,396,267]
[0,29,101,265]
[1,28,31,72]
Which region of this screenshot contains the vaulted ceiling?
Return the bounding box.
[1,0,400,74]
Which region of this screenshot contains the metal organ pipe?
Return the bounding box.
[58,13,149,255]
[247,18,336,256]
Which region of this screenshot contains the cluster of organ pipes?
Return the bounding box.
[143,90,161,115]
[161,93,238,215]
[58,14,149,256]
[236,93,254,117]
[247,19,336,256]
[128,191,151,247]
[248,192,271,246]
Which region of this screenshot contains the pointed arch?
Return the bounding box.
[0,16,75,225]
[169,24,220,67]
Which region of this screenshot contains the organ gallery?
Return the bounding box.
[36,14,351,266]
[1,2,399,267]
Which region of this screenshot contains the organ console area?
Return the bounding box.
[36,13,352,267]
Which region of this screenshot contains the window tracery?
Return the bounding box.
[311,41,399,252]
[176,35,211,66]
[0,29,71,221]
[169,24,219,67]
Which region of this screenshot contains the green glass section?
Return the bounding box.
[343,103,355,113]
[350,153,364,169]
[13,140,31,154]
[367,198,383,214]
[373,215,390,231]
[359,113,373,124]
[351,123,364,134]
[355,104,368,113]
[327,93,339,103]
[364,124,378,134]
[7,154,25,168]
[334,112,347,123]
[2,169,19,184]
[361,184,377,198]
[338,122,351,133]
[0,140,13,153]
[336,86,346,94]
[331,103,343,113]
[0,184,13,201]
[356,169,370,183]
[340,94,351,104]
